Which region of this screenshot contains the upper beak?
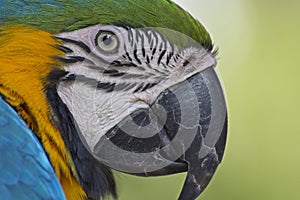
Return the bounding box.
[94,67,227,199]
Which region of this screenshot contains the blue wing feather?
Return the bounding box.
[0,96,66,200]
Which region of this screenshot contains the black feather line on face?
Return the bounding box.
[55,37,91,53]
[46,84,117,200]
[55,45,74,53]
[47,69,68,82]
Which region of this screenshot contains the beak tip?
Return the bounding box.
[179,149,221,199]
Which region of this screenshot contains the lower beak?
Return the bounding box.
[94,67,227,199]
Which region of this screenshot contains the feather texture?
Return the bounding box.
[0,25,86,200]
[0,95,66,200]
[0,0,212,50]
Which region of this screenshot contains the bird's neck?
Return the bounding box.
[0,25,86,200]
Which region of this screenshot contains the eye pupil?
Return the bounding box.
[102,34,112,46]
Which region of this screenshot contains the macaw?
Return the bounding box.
[0,0,228,200]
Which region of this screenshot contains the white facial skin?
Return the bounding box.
[56,25,216,151]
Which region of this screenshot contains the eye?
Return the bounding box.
[96,31,119,52]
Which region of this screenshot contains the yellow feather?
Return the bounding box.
[0,25,86,200]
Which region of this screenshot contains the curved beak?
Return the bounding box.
[94,67,227,199]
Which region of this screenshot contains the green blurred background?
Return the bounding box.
[116,1,300,199]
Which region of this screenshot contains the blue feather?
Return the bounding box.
[0,0,62,20]
[0,96,66,200]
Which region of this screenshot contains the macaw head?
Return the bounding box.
[0,1,227,200]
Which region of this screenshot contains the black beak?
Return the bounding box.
[94,67,227,200]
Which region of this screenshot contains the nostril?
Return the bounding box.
[183,60,190,67]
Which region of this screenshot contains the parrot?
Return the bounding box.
[0,0,228,200]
